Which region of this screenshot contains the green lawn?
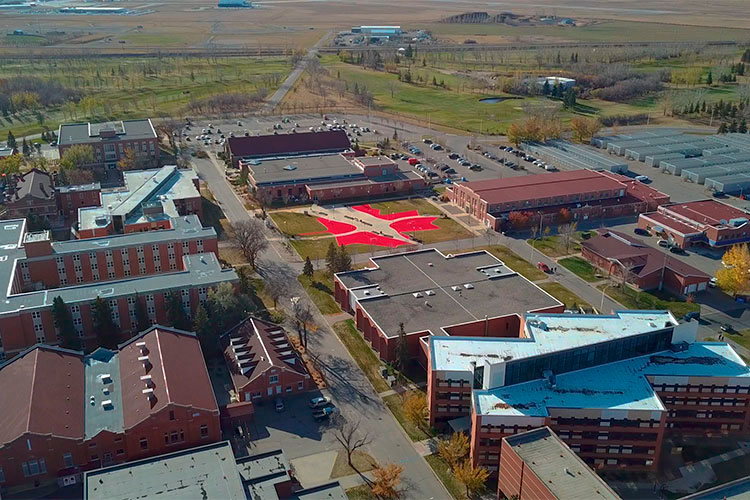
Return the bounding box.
[369,198,442,216]
[726,330,750,352]
[382,390,434,442]
[599,284,699,317]
[298,270,341,315]
[528,236,581,258]
[332,320,390,394]
[346,486,374,500]
[269,211,326,236]
[290,238,375,261]
[559,257,600,283]
[412,217,474,244]
[424,454,467,500]
[539,282,591,310]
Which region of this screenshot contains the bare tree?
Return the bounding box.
[483,227,496,247]
[230,220,268,269]
[333,419,372,468]
[290,297,314,348]
[558,222,578,253]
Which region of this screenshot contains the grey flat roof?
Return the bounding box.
[336,249,560,338]
[504,427,620,500]
[56,182,101,193]
[248,154,363,186]
[83,349,124,439]
[84,441,246,500]
[295,483,347,500]
[58,119,156,146]
[308,170,422,190]
[237,449,292,500]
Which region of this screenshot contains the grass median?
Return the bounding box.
[298,270,340,315]
[424,454,466,500]
[332,320,390,394]
[539,282,591,310]
[382,390,434,442]
[559,256,600,282]
[598,284,699,318]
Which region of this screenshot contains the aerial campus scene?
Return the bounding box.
[2,1,750,500]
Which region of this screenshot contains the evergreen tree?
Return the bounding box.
[563,88,576,109]
[303,256,314,277]
[326,241,339,275]
[52,296,79,350]
[740,118,748,134]
[432,75,438,86]
[337,245,352,273]
[743,49,750,63]
[7,130,15,149]
[701,101,707,113]
[404,44,413,58]
[730,120,739,133]
[706,71,713,85]
[395,322,409,372]
[134,294,151,332]
[718,122,728,134]
[542,80,550,95]
[92,296,119,349]
[167,292,191,331]
[193,303,214,356]
[22,138,30,156]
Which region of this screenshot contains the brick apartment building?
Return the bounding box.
[448,170,669,231]
[333,248,563,365]
[55,182,102,223]
[223,316,312,403]
[581,229,710,296]
[639,199,750,249]
[4,169,57,222]
[425,311,750,479]
[57,119,159,172]
[0,326,221,493]
[0,215,237,360]
[74,165,202,238]
[226,129,351,169]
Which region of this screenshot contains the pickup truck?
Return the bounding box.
[313,406,339,421]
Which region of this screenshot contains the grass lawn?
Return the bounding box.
[726,330,750,352]
[269,211,326,236]
[298,270,341,315]
[330,450,377,479]
[413,217,473,244]
[219,246,248,267]
[369,198,442,216]
[382,390,434,442]
[332,320,390,394]
[559,257,600,283]
[539,282,591,310]
[599,285,699,318]
[200,193,229,240]
[346,485,374,500]
[461,245,546,281]
[424,454,467,500]
[290,238,377,261]
[528,236,580,258]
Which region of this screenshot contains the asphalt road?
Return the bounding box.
[192,153,451,499]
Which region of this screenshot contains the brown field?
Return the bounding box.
[1,0,749,55]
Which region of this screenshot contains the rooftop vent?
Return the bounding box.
[140,374,154,387]
[142,388,155,400]
[451,286,460,291]
[427,262,433,267]
[90,395,96,406]
[363,290,370,296]
[283,164,297,171]
[463,283,474,289]
[412,292,423,298]
[425,290,435,296]
[101,400,113,410]
[100,373,112,384]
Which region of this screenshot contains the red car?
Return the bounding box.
[537,262,551,273]
[408,158,420,166]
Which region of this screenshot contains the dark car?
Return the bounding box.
[670,246,687,255]
[634,228,650,237]
[721,323,734,333]
[713,191,727,198]
[684,311,701,322]
[448,153,460,160]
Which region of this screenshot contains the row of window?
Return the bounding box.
[661,396,748,407]
[656,384,750,394]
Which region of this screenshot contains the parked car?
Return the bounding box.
[313,406,339,421]
[721,323,734,333]
[684,311,701,322]
[448,153,460,160]
[634,228,650,236]
[275,398,284,412]
[408,158,420,166]
[545,165,558,171]
[309,397,331,408]
[423,138,433,144]
[669,246,687,255]
[709,277,717,288]
[658,240,669,248]
[713,191,727,198]
[635,175,650,183]
[537,262,551,273]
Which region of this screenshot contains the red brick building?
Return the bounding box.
[55,182,102,223]
[498,427,621,500]
[57,119,159,172]
[0,216,237,361]
[226,129,351,169]
[4,169,57,223]
[639,200,750,249]
[0,326,220,494]
[581,229,710,296]
[333,249,563,366]
[448,170,669,231]
[223,317,311,403]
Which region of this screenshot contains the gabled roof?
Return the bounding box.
[0,345,85,444]
[12,168,54,201]
[227,130,351,159]
[224,317,308,390]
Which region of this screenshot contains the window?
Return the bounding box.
[22,458,46,477]
[169,410,175,421]
[0,466,4,483]
[298,382,304,390]
[116,449,125,455]
[286,386,292,393]
[140,438,148,450]
[62,453,74,468]
[269,375,279,383]
[90,455,98,462]
[200,424,209,438]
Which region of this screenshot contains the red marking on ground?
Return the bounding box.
[314,217,357,235]
[336,231,413,248]
[352,204,419,221]
[389,217,440,236]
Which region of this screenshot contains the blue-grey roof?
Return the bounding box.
[84,349,124,438]
[430,310,679,373]
[474,342,750,417]
[58,119,156,146]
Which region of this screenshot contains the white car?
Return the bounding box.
[635,175,650,182]
[709,277,717,288]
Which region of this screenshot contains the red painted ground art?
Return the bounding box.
[337,231,412,248]
[300,217,357,236]
[389,217,440,237]
[351,204,419,221]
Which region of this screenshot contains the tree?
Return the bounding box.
[193,303,214,355]
[230,220,268,269]
[59,144,94,171]
[403,392,428,430]
[92,296,119,349]
[207,281,246,332]
[558,222,578,253]
[437,432,470,470]
[291,297,314,348]
[718,122,728,134]
[117,147,144,171]
[21,138,30,156]
[404,44,413,58]
[707,70,713,85]
[264,268,291,309]
[326,242,339,275]
[166,291,191,331]
[0,154,22,176]
[454,460,489,499]
[395,322,409,373]
[7,130,16,149]
[333,419,372,467]
[716,244,750,296]
[562,88,576,108]
[740,118,748,134]
[371,463,403,499]
[570,117,601,143]
[52,296,79,350]
[302,256,314,277]
[507,211,531,229]
[134,294,150,332]
[557,207,572,224]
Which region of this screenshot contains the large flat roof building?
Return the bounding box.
[639,199,750,248]
[226,130,351,168]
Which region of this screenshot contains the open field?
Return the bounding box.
[539,282,591,310]
[599,284,700,318]
[559,256,600,282]
[270,211,326,236]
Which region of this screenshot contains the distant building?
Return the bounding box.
[639,199,750,249]
[223,317,312,403]
[537,76,576,90]
[218,0,252,6]
[0,326,221,492]
[351,26,402,35]
[581,229,710,296]
[57,119,159,172]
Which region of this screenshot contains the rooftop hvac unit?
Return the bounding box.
[101,400,113,410]
[412,292,423,298]
[425,290,435,296]
[100,373,112,384]
[463,283,474,289]
[451,286,460,291]
[140,375,154,387]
